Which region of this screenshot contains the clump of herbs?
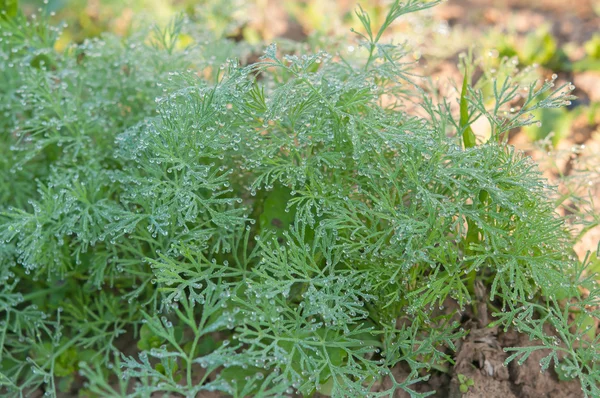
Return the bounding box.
[1,1,598,397]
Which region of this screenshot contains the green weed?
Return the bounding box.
[1,1,598,397]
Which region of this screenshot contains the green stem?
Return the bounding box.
[186,335,200,387]
[22,285,64,302]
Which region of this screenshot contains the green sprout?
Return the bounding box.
[457,373,475,394]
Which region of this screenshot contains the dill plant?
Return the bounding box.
[1,0,599,397]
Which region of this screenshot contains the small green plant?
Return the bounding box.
[584,34,600,60]
[520,25,569,70]
[457,373,475,394]
[482,26,570,72]
[573,33,600,71]
[1,1,598,397]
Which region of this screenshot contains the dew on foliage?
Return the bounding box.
[0,3,594,396]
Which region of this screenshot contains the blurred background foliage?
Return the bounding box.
[20,0,600,97]
[21,0,445,49]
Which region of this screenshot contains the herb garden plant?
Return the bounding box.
[1,0,599,397]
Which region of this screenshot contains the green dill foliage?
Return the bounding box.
[1,1,598,397]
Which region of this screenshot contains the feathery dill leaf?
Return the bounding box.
[0,1,597,397]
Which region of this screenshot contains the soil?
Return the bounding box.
[365,291,585,398]
[387,312,584,398]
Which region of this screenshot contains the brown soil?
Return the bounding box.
[368,297,585,398]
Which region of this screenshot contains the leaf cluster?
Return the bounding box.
[0,1,598,397]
